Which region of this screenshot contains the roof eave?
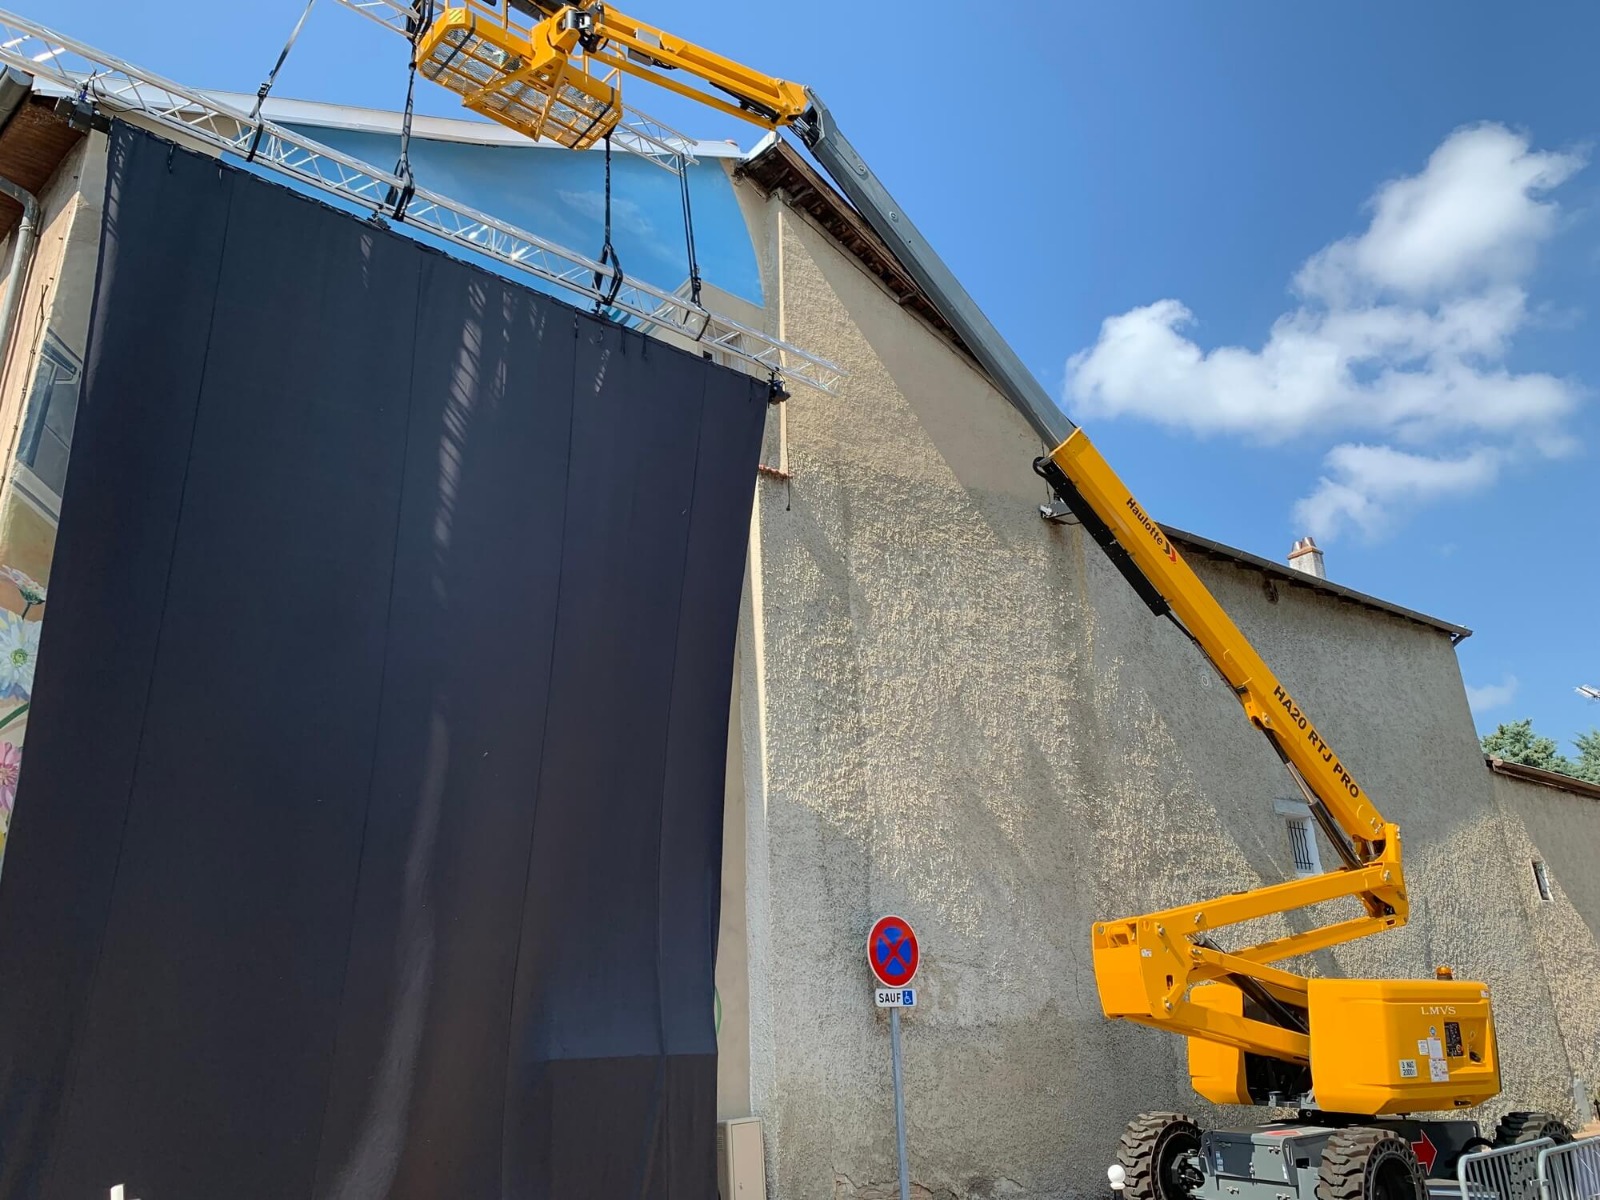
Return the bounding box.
[1486,756,1600,802]
[0,76,86,241]
[736,139,1473,642]
[735,137,976,362]
[1166,526,1470,640]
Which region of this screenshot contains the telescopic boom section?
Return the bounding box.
[411,0,1411,1067]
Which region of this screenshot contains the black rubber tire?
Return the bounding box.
[1316,1128,1426,1200]
[1439,1136,1494,1177]
[1117,1112,1203,1200]
[1493,1111,1573,1146]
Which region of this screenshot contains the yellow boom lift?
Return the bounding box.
[403,4,1572,1197]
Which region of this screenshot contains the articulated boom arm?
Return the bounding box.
[1040,436,1408,1067]
[533,2,809,127]
[411,0,1413,1070]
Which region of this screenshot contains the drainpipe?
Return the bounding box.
[0,68,38,389]
[0,172,39,383]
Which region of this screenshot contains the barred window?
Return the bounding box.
[1533,860,1553,902]
[1286,816,1320,876]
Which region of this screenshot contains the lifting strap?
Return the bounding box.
[246,0,318,163]
[677,149,713,340]
[678,153,703,308]
[593,133,625,314]
[386,0,432,221]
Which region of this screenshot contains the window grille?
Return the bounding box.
[1533,860,1553,902]
[1287,816,1321,876]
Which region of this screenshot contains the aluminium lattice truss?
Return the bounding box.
[0,9,845,395]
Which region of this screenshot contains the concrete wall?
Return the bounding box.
[718,176,1579,1199]
[1489,769,1600,1121]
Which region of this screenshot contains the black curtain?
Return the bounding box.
[0,122,765,1200]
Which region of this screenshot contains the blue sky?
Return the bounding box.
[35,0,1600,754]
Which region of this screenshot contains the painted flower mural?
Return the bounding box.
[0,565,45,614]
[0,610,40,701]
[0,611,40,704]
[0,742,19,825]
[0,564,42,862]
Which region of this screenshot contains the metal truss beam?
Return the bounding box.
[0,9,844,395]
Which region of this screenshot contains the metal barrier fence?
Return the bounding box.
[1538,1138,1600,1200]
[1452,1137,1600,1200]
[1457,1139,1553,1200]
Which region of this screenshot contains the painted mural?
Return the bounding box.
[0,571,42,841]
[0,331,73,870]
[278,125,764,308]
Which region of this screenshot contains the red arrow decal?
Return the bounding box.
[1411,1130,1437,1174]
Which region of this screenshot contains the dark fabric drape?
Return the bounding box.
[0,122,764,1200]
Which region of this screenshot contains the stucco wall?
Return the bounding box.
[1489,769,1600,1120]
[721,177,1576,1200]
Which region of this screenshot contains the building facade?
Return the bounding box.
[716,140,1600,1197]
[0,85,95,865]
[1485,758,1600,1126]
[0,72,1594,1200]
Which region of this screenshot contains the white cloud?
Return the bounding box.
[1066,291,1573,445]
[1295,125,1582,302]
[1065,123,1587,541]
[556,189,656,238]
[1466,675,1520,714]
[1294,445,1501,541]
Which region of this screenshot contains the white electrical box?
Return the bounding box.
[716,1117,767,1200]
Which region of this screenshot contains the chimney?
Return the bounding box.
[1288,536,1325,580]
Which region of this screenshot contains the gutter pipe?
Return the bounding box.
[0,171,39,383]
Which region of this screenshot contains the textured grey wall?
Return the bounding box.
[719,179,1593,1199]
[1489,770,1600,1120]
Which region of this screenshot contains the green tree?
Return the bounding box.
[1481,719,1571,773]
[1571,729,1600,785]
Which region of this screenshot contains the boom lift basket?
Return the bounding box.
[416,3,621,148]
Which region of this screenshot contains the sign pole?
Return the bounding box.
[868,915,919,1200]
[890,1005,910,1200]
